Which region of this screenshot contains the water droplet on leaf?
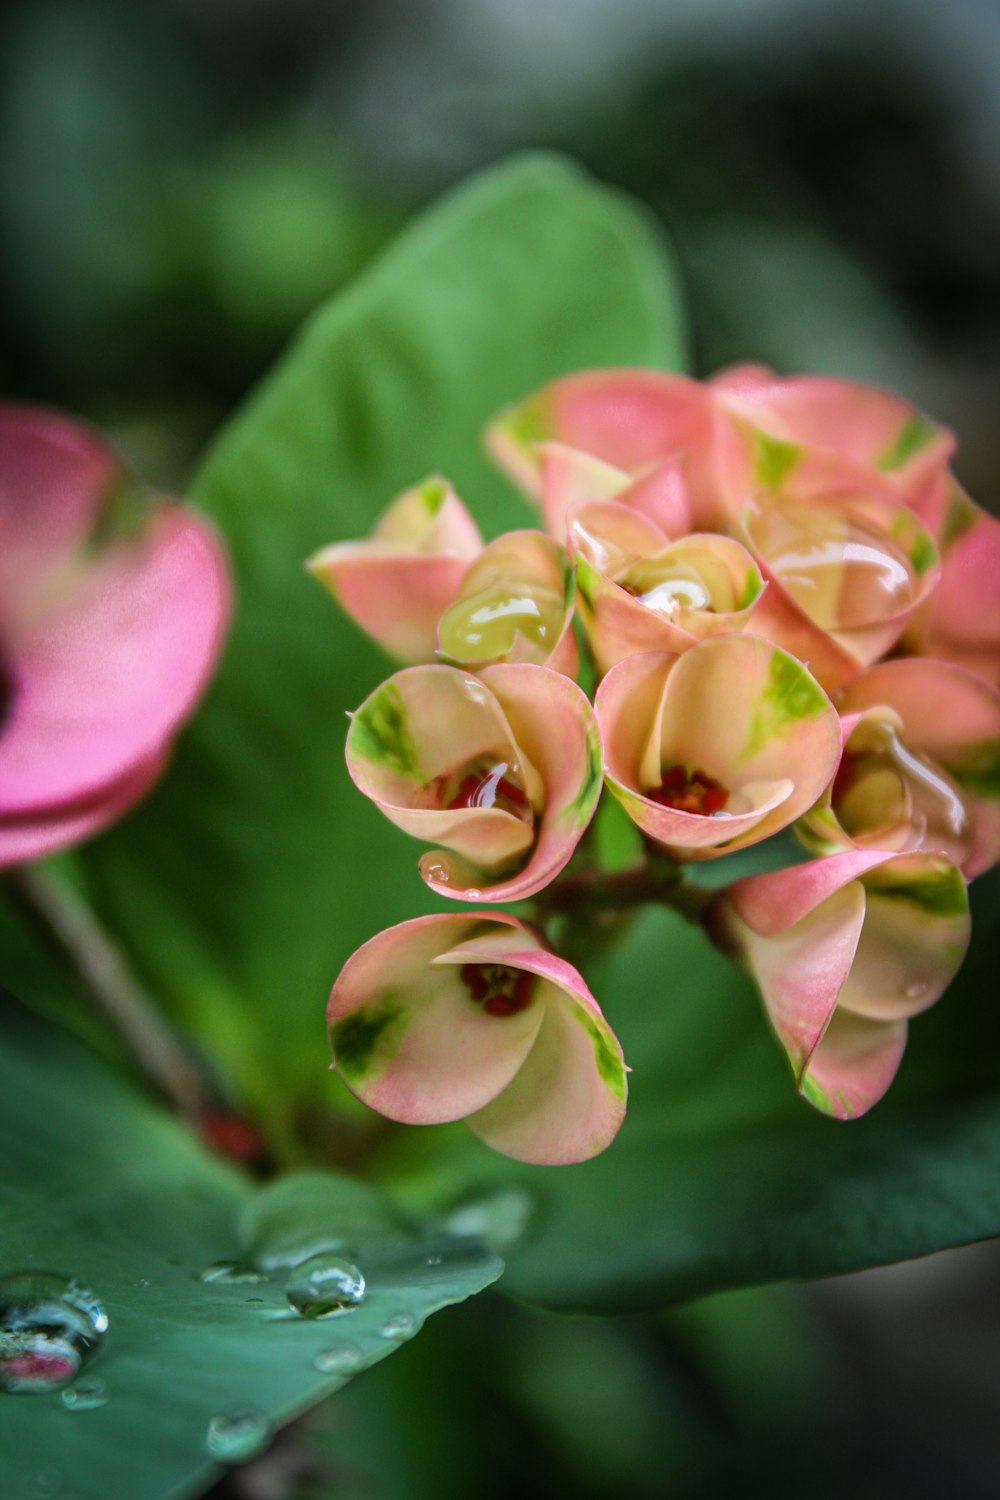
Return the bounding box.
[313,1343,363,1374]
[0,1272,107,1395]
[199,1261,268,1286]
[205,1408,272,1463]
[60,1377,108,1412]
[285,1255,365,1319]
[381,1312,416,1342]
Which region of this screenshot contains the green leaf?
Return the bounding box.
[0,999,501,1500]
[390,865,1000,1312]
[81,153,684,1128]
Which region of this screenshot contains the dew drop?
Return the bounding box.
[0,1272,107,1395]
[205,1407,272,1464]
[381,1312,417,1342]
[199,1261,268,1286]
[285,1255,365,1319]
[313,1342,363,1374]
[60,1377,108,1412]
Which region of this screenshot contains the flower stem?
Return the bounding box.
[7,861,215,1119]
[531,859,716,925]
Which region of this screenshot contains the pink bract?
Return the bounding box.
[487,369,724,528]
[307,476,482,662]
[903,482,1000,686]
[327,912,628,1165]
[799,657,1000,880]
[0,406,230,867]
[345,661,602,901]
[595,637,841,860]
[721,849,970,1118]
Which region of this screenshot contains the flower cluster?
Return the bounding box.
[315,365,999,1160]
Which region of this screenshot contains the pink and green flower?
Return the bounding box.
[346,662,602,900]
[327,913,628,1164]
[720,849,970,1118]
[594,636,841,860]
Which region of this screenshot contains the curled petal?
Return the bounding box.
[307,477,482,662]
[346,664,601,900]
[327,914,627,1163]
[419,663,603,901]
[737,481,940,690]
[835,658,1000,878]
[723,849,970,1117]
[346,666,538,869]
[574,521,764,675]
[595,639,840,860]
[437,529,577,675]
[538,444,693,544]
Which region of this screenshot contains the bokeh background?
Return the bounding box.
[2,1,998,1495]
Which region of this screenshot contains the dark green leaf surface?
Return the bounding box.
[84,153,683,1127]
[0,1000,502,1500]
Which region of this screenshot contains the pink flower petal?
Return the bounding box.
[0,748,168,869]
[725,848,970,1117]
[1,504,229,817]
[307,477,482,663]
[0,406,120,625]
[327,914,545,1124]
[905,496,1000,685]
[487,370,720,524]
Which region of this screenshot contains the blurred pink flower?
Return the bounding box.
[0,406,229,866]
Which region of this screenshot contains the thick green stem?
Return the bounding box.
[7,862,215,1119]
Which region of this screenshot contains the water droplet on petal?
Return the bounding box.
[285,1255,365,1319]
[205,1408,272,1463]
[313,1343,363,1374]
[60,1377,108,1412]
[199,1262,268,1286]
[0,1273,107,1395]
[381,1312,416,1342]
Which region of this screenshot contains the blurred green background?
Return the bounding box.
[2,1,999,1496]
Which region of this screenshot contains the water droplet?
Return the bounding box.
[132,1279,150,1291]
[0,1272,107,1395]
[60,1377,108,1412]
[285,1255,365,1319]
[313,1342,363,1374]
[424,1254,442,1267]
[381,1312,416,1342]
[205,1408,272,1464]
[199,1261,268,1286]
[905,981,931,1001]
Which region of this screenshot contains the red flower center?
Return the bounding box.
[460,962,536,1018]
[418,758,531,821]
[647,764,729,815]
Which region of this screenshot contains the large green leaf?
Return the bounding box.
[0,998,501,1500]
[83,153,683,1129]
